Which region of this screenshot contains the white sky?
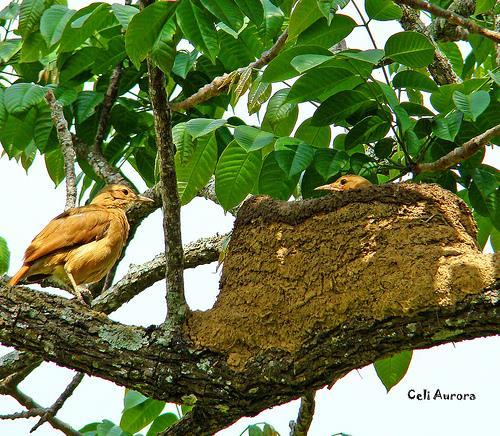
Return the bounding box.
[0,0,499,435]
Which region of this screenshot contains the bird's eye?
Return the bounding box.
[340,179,347,185]
[122,189,129,195]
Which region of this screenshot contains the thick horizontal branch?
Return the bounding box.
[416,124,500,173]
[92,234,227,313]
[395,0,500,43]
[171,30,288,112]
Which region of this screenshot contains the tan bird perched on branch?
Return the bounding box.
[8,185,153,303]
[315,174,373,192]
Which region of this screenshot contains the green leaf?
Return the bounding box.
[176,0,218,63]
[200,0,243,31]
[437,42,463,76]
[432,112,462,141]
[146,413,179,436]
[452,90,490,122]
[262,89,298,136]
[475,213,493,250]
[215,141,262,210]
[295,118,331,148]
[151,18,176,74]
[345,115,390,148]
[475,0,495,13]
[374,350,413,392]
[0,89,6,130]
[4,83,46,115]
[176,134,218,205]
[185,118,226,139]
[123,390,147,410]
[44,147,65,186]
[96,419,127,436]
[172,51,197,79]
[399,102,434,117]
[235,0,263,25]
[34,103,53,152]
[374,138,394,159]
[384,31,434,68]
[287,67,363,103]
[134,146,156,187]
[312,90,368,126]
[0,236,10,275]
[120,397,165,433]
[59,3,115,53]
[289,0,323,40]
[275,143,315,177]
[234,125,274,152]
[392,70,438,92]
[172,122,195,164]
[59,47,101,84]
[0,39,22,62]
[40,5,75,48]
[247,76,272,115]
[111,4,138,30]
[74,91,104,124]
[19,0,46,37]
[262,45,332,82]
[365,0,402,21]
[297,15,356,48]
[258,151,299,200]
[290,53,332,73]
[126,2,176,69]
[340,49,385,65]
[92,36,127,75]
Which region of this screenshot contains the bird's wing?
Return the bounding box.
[24,205,111,263]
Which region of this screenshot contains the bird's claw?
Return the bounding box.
[75,286,92,305]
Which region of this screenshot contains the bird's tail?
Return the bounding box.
[8,265,30,287]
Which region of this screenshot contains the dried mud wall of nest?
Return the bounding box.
[188,184,498,369]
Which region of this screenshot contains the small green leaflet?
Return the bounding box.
[0,236,10,275]
[452,90,490,122]
[234,125,274,152]
[384,31,434,68]
[374,350,413,392]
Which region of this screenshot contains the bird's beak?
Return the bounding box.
[136,195,155,204]
[314,183,341,192]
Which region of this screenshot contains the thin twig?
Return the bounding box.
[290,391,316,436]
[147,60,188,328]
[0,385,81,436]
[45,90,77,210]
[0,408,46,420]
[94,65,122,155]
[171,30,288,112]
[395,0,500,43]
[415,124,500,174]
[30,372,84,432]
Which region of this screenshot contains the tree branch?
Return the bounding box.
[30,372,84,433]
[290,391,316,436]
[147,60,187,329]
[45,90,77,210]
[395,0,500,43]
[0,383,81,436]
[170,30,288,112]
[93,65,123,170]
[415,124,500,174]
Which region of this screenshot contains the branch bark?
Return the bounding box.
[396,0,500,43]
[45,90,77,210]
[0,184,498,434]
[290,391,315,436]
[415,124,500,174]
[170,30,288,112]
[147,60,188,329]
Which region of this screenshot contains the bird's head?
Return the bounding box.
[91,185,155,209]
[314,175,373,192]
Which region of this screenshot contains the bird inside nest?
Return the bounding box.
[8,184,154,304]
[314,174,373,192]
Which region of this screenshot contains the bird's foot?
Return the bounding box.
[74,286,92,305]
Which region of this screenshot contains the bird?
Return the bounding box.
[8,184,154,303]
[315,174,373,192]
